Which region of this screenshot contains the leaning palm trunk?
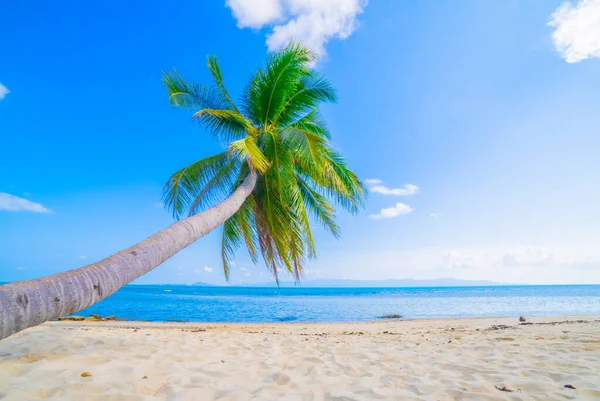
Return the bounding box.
[0,173,256,341]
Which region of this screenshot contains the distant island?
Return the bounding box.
[192,278,509,288]
[189,281,216,287]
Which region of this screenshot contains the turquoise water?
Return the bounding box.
[74,285,600,322]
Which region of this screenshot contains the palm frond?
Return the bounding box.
[221,196,257,280]
[187,157,241,216]
[279,126,328,166]
[206,55,238,112]
[274,72,337,126]
[244,43,317,127]
[162,70,228,111]
[291,109,331,139]
[322,148,368,214]
[296,176,340,237]
[228,137,270,173]
[240,69,263,126]
[162,152,235,220]
[163,70,248,142]
[192,108,249,141]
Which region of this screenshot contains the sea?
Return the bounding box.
[74,285,600,322]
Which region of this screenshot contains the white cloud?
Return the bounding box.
[226,0,368,56]
[365,179,419,196]
[240,267,248,271]
[429,212,442,218]
[244,272,251,277]
[548,0,600,63]
[193,268,201,274]
[369,202,413,220]
[370,184,419,196]
[0,193,51,213]
[0,83,9,100]
[79,255,88,260]
[227,0,284,28]
[16,266,26,271]
[204,266,213,273]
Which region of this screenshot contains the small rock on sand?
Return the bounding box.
[80,372,92,377]
[379,314,402,319]
[519,316,527,322]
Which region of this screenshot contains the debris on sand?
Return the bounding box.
[495,385,514,392]
[57,316,85,321]
[564,384,576,389]
[379,314,402,319]
[520,319,589,326]
[58,314,120,321]
[487,325,511,331]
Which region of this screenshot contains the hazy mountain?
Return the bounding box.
[233,278,509,288]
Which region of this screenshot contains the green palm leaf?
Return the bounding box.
[207,55,239,112]
[163,152,235,220]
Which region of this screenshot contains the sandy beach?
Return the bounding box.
[1,316,599,400]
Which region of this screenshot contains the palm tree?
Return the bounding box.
[0,44,366,341]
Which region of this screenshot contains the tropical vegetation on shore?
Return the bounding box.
[0,44,366,340]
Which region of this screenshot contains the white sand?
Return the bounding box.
[1,316,599,400]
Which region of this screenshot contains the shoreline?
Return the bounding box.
[53,312,600,326]
[2,315,599,400]
[48,313,600,330]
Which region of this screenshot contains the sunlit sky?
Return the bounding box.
[2,0,600,285]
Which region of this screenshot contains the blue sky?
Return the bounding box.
[1,0,600,285]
